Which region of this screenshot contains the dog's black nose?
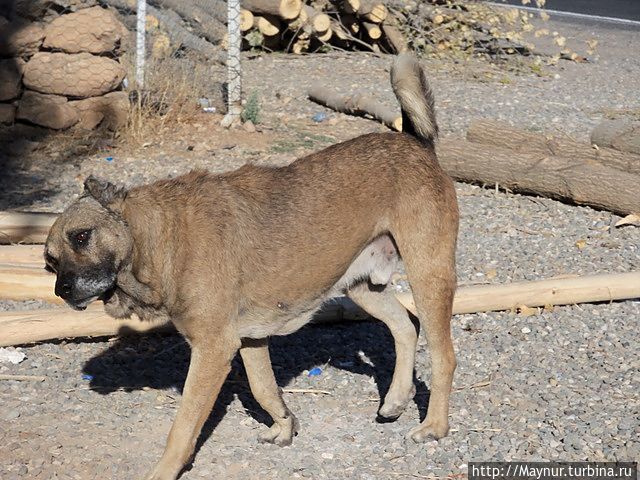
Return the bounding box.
[55,280,73,299]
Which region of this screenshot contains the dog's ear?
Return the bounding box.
[83,176,126,211]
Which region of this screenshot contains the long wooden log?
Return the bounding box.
[591,119,640,156]
[308,84,402,131]
[0,300,364,346]
[243,0,302,20]
[0,212,56,245]
[395,272,640,316]
[0,245,44,266]
[0,264,59,303]
[438,137,640,216]
[0,306,173,347]
[2,272,639,346]
[466,120,640,175]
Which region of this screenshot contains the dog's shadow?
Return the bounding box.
[82,316,430,460]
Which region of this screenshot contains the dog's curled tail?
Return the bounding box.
[391,54,438,144]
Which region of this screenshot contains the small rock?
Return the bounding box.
[243,120,256,133]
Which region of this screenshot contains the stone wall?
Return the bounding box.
[0,1,130,130]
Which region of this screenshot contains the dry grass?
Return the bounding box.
[120,53,224,146]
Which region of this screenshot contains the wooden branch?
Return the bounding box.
[591,119,640,156]
[0,245,44,267]
[395,272,640,316]
[466,120,640,175]
[243,0,302,20]
[0,212,56,245]
[308,84,402,131]
[0,306,173,347]
[438,137,640,216]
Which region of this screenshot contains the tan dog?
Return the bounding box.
[44,54,458,480]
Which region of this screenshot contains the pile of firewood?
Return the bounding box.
[239,0,407,54]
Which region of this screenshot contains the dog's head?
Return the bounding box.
[44,177,133,310]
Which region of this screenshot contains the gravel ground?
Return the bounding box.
[1,16,639,480]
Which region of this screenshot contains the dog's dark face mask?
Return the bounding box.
[44,177,132,311]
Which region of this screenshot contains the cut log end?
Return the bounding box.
[279,0,303,19]
[240,9,254,32]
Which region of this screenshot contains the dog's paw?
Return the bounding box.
[406,420,449,443]
[258,413,299,446]
[378,384,416,420]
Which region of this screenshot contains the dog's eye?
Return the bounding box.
[71,229,92,248]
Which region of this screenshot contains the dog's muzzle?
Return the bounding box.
[55,270,116,310]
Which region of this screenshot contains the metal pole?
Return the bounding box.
[221,0,242,127]
[135,0,147,89]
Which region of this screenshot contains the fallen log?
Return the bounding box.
[0,212,56,245]
[0,300,365,346]
[308,84,402,131]
[3,271,639,346]
[591,119,640,156]
[466,120,640,175]
[0,264,59,304]
[438,137,640,216]
[0,306,173,347]
[395,271,640,316]
[243,0,302,20]
[0,245,44,267]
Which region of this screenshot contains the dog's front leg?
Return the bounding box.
[145,329,240,480]
[240,338,299,445]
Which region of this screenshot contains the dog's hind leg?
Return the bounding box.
[240,338,299,446]
[392,187,458,442]
[347,282,418,420]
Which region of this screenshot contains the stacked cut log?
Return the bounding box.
[0,3,129,130]
[239,0,408,54]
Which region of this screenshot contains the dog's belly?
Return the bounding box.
[236,234,401,339]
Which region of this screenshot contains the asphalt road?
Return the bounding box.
[492,0,640,22]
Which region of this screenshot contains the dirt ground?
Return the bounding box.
[0,16,639,480]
